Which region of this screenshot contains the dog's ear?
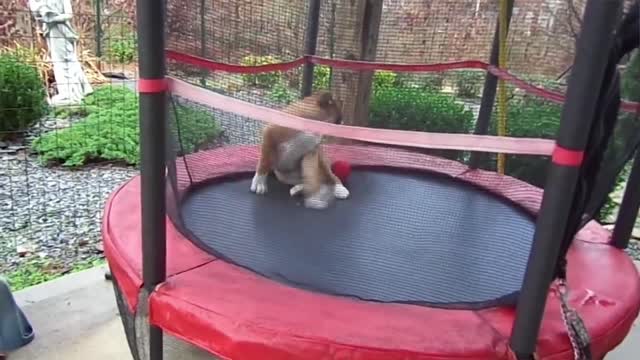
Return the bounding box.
[316,92,335,108]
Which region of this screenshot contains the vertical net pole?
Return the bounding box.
[468,0,514,169]
[509,1,623,358]
[95,0,102,58]
[137,0,167,358]
[301,0,322,97]
[199,0,208,86]
[328,1,337,85]
[496,0,509,175]
[611,151,640,249]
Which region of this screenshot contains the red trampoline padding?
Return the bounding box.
[103,145,640,360]
[150,262,511,360]
[102,176,216,312]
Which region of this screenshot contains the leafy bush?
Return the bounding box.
[108,32,137,64]
[480,75,565,187]
[32,85,220,167]
[595,52,640,220]
[240,55,282,88]
[50,82,137,119]
[370,87,473,133]
[239,54,403,94]
[494,97,562,139]
[1,43,51,89]
[369,87,474,160]
[311,67,398,92]
[373,70,398,90]
[396,73,446,91]
[0,53,48,138]
[453,70,485,98]
[313,65,331,90]
[172,104,222,154]
[267,79,298,105]
[488,96,562,187]
[622,52,640,101]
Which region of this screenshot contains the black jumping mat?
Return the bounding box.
[178,169,536,309]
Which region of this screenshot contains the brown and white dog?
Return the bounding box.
[250,91,350,209]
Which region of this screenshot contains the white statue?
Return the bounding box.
[29,0,93,106]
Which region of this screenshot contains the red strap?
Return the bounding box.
[163,49,640,115]
[551,145,584,167]
[138,78,167,93]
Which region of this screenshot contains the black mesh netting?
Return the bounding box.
[165,86,544,310]
[161,0,640,309]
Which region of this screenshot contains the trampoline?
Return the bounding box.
[105,143,640,360]
[179,166,536,309]
[103,0,640,359]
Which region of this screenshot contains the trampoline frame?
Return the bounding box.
[125,0,636,359]
[106,144,640,360]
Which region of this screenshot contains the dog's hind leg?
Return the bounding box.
[301,151,332,209]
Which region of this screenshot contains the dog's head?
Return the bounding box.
[308,91,343,124]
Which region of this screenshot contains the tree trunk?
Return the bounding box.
[330,0,383,127]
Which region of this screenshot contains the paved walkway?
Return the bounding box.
[10,266,131,360]
[7,264,640,359]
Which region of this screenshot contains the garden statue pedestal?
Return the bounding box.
[29,0,93,106]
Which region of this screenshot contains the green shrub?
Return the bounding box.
[108,32,137,64]
[369,87,474,160]
[312,67,397,92]
[596,54,640,220]
[172,104,222,154]
[424,74,446,91]
[394,73,446,92]
[373,70,398,90]
[267,80,297,105]
[313,65,331,90]
[493,96,562,139]
[370,87,473,133]
[597,163,630,222]
[0,53,48,138]
[453,70,485,98]
[32,85,220,167]
[622,52,640,101]
[240,55,282,88]
[239,55,401,93]
[488,95,562,187]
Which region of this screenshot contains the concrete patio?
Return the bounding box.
[7,264,640,360]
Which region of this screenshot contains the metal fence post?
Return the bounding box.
[301,0,322,97]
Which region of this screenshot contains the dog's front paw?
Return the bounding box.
[334,183,350,199]
[289,184,304,197]
[250,173,268,194]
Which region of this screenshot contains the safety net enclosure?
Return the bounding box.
[103,1,640,360]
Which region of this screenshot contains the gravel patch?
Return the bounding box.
[0,150,137,273]
[0,82,271,276]
[1,113,139,274]
[626,239,640,261]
